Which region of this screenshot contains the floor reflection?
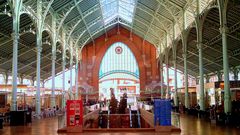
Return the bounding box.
[0,114,240,135]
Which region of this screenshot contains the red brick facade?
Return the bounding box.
[79,26,160,98]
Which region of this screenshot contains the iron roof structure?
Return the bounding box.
[0,0,239,81]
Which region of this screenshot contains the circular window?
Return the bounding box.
[115,46,123,54]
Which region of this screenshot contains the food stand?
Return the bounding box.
[177,87,197,107]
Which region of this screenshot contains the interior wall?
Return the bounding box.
[78,26,160,99]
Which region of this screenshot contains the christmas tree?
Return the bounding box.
[109,88,118,114]
[119,92,127,114]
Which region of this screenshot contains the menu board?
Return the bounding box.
[66,100,83,127]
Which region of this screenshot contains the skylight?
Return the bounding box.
[100,0,136,24]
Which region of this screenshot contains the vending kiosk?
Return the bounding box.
[66,100,83,132]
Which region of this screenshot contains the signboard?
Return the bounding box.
[66,100,83,127]
[215,81,240,89]
[118,86,136,93]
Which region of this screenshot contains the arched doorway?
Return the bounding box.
[99,42,140,104]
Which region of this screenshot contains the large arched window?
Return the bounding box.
[99,42,140,104]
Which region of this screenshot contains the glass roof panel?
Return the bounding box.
[100,0,136,24]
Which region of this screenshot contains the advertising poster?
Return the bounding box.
[66,100,83,127]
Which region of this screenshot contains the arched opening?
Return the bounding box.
[98,42,140,104]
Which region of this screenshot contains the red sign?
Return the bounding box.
[66,100,83,127]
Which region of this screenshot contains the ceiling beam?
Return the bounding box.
[177,56,213,73]
[24,56,64,77]
[74,0,95,44]
[187,50,222,68]
[143,4,161,42]
[98,0,108,38]
[130,0,138,38]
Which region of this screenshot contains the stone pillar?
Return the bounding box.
[11,0,22,111]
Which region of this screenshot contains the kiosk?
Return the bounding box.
[66,100,83,133]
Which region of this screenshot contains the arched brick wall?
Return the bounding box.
[92,35,146,91]
[79,26,160,98]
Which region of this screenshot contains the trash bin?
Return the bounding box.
[10,111,27,126]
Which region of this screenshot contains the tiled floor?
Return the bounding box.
[0,115,240,135]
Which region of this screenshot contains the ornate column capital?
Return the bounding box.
[36,46,42,53]
[219,25,229,34]
[52,55,56,60]
[182,53,186,59]
[197,42,203,50]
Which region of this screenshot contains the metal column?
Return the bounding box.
[36,43,42,116]
[69,42,73,100]
[218,0,231,113]
[173,47,178,106]
[198,42,205,111]
[11,0,22,111]
[62,32,66,108]
[221,26,231,113]
[160,58,164,99]
[36,0,43,116]
[196,18,205,111]
[166,58,169,99]
[51,19,56,107]
[182,37,189,108]
[183,53,189,108]
[75,47,79,100]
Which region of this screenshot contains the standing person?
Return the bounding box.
[53,106,56,116]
